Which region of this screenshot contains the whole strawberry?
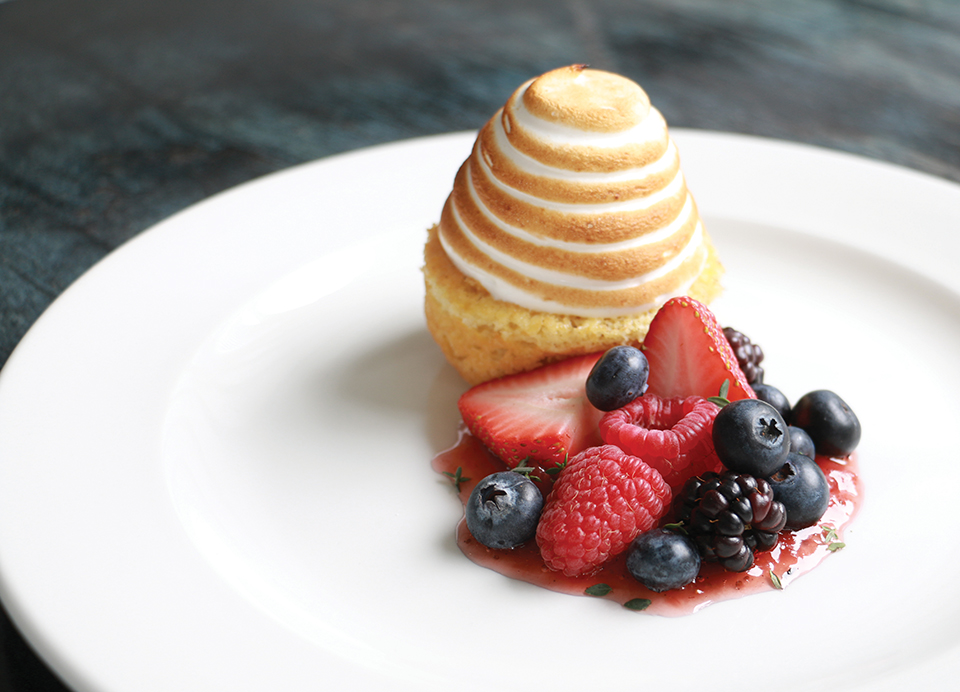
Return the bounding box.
[536,445,671,577]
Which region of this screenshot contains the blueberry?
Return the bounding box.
[626,529,701,592]
[789,390,861,457]
[712,399,790,478]
[788,426,816,460]
[751,383,791,421]
[767,453,830,529]
[585,345,649,411]
[465,472,543,549]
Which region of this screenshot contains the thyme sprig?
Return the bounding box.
[511,457,540,482]
[821,524,846,552]
[443,466,470,492]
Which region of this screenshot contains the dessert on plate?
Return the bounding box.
[427,67,863,614]
[423,64,722,385]
[433,296,863,615]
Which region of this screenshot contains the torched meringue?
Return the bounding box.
[437,64,709,318]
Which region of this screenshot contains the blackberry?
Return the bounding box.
[723,327,765,385]
[673,471,787,572]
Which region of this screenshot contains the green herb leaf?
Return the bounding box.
[442,466,470,492]
[661,522,688,535]
[769,570,784,590]
[545,458,568,477]
[512,458,541,482]
[827,541,846,552]
[821,524,840,543]
[707,379,732,407]
[623,598,652,611]
[584,583,612,597]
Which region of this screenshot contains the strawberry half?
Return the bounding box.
[642,297,756,401]
[457,353,604,467]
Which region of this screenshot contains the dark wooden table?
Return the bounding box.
[2,0,959,688]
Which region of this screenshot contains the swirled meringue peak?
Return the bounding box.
[437,65,713,318]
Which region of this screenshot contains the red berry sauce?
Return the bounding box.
[432,428,863,616]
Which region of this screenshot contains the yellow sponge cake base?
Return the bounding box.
[423,224,724,385]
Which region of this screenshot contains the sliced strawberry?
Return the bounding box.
[642,297,755,401]
[457,353,604,467]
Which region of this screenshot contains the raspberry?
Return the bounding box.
[598,394,723,493]
[536,445,671,577]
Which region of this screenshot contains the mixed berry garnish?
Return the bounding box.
[451,296,862,609]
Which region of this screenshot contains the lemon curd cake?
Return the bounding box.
[424,65,723,384]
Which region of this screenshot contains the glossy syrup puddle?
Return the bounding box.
[433,429,862,616]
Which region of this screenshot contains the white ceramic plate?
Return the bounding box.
[1,131,959,692]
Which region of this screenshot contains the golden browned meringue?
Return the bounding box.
[424,65,723,383]
[437,64,710,318]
